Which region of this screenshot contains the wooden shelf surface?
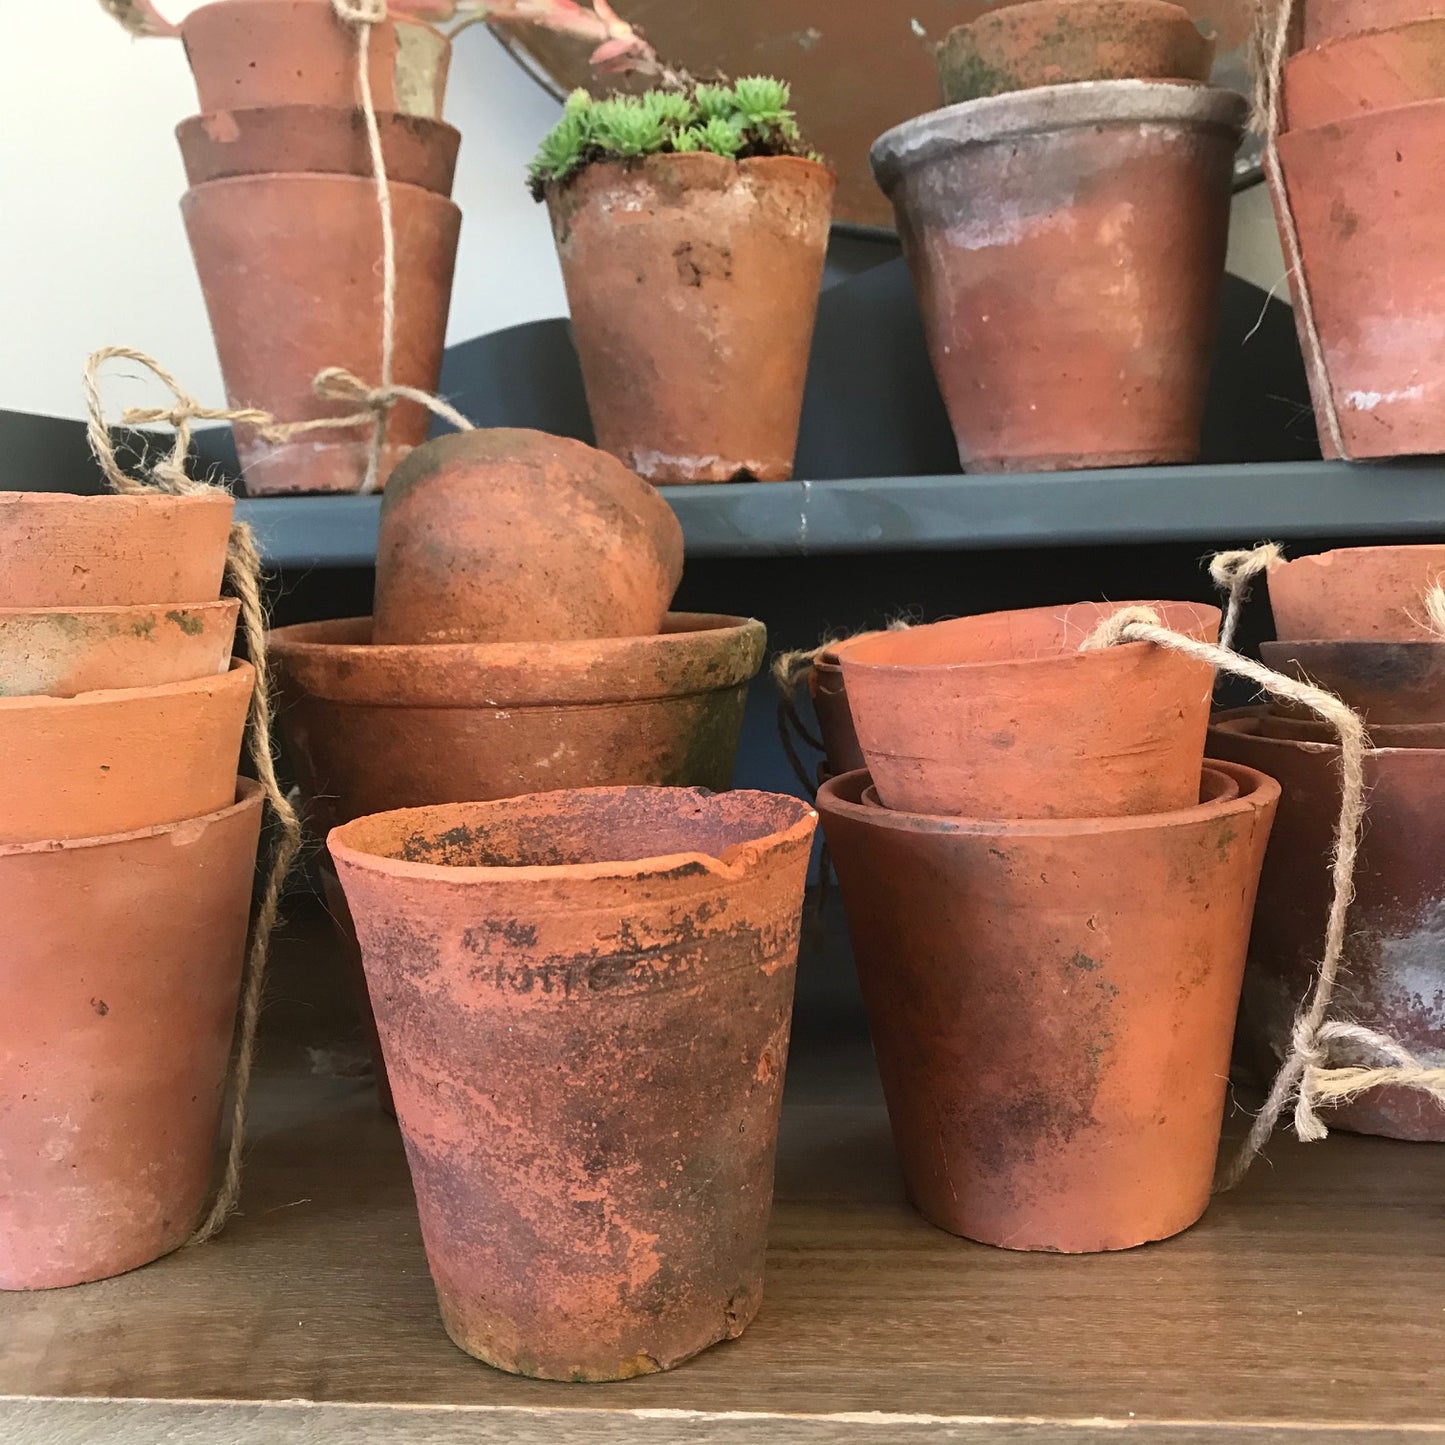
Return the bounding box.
[4,918,1444,1444]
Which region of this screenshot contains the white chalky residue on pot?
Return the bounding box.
[942,202,1071,252]
[1346,386,1425,412]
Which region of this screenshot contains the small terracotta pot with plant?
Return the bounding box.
[532,81,837,484]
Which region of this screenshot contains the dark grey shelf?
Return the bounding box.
[238,461,1445,568]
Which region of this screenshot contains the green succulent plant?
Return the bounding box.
[528,75,820,197]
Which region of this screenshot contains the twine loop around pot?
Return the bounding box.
[1252,0,1349,460]
[84,345,305,1247]
[1081,602,1445,1181]
[1209,542,1283,651]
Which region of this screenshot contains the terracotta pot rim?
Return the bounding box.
[267,612,766,705]
[0,491,229,514]
[1259,638,1445,657]
[1212,707,1445,757]
[833,601,1221,677]
[1277,93,1445,147]
[180,169,459,202]
[819,761,1277,836]
[175,104,462,147]
[1291,14,1445,57]
[871,79,1247,189]
[0,657,251,715]
[181,0,447,41]
[0,776,262,859]
[328,785,818,885]
[0,599,239,623]
[558,152,839,190]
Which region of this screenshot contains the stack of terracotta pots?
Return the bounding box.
[176,0,462,494]
[267,428,817,1378]
[817,599,1281,1253]
[1210,544,1445,1141]
[871,0,1245,472]
[1274,1,1445,457]
[0,490,263,1290]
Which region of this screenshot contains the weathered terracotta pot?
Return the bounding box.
[1260,639,1445,724]
[1209,712,1445,1141]
[1274,102,1445,458]
[373,429,684,646]
[0,601,238,698]
[1265,546,1445,641]
[937,0,1214,103]
[0,661,252,844]
[177,106,460,194]
[1303,0,1445,49]
[809,643,868,779]
[0,779,263,1290]
[180,0,451,119]
[1225,712,1445,748]
[861,765,1244,808]
[268,614,765,835]
[1284,19,1445,131]
[329,786,817,1379]
[182,173,460,496]
[0,491,232,607]
[836,600,1220,818]
[872,82,1244,472]
[818,760,1279,1252]
[545,154,836,484]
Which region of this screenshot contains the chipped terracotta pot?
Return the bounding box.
[809,643,868,779]
[0,779,263,1290]
[1284,19,1445,131]
[545,154,836,484]
[268,614,766,836]
[182,172,460,496]
[177,106,460,194]
[1209,711,1445,1141]
[180,0,451,118]
[1274,103,1445,458]
[836,600,1219,818]
[1265,545,1445,641]
[873,82,1244,472]
[818,760,1279,1252]
[329,786,817,1379]
[0,661,252,844]
[373,429,684,646]
[0,601,238,698]
[1260,640,1445,724]
[0,491,232,607]
[937,0,1215,103]
[1302,0,1445,48]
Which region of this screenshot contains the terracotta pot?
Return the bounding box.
[862,765,1244,807]
[1274,102,1445,459]
[818,761,1277,1252]
[1284,19,1445,131]
[268,614,766,836]
[1209,712,1445,1141]
[180,1,451,119]
[1264,545,1445,641]
[545,154,836,484]
[872,82,1244,472]
[177,106,460,195]
[0,661,252,844]
[1215,711,1445,749]
[809,643,868,779]
[1302,0,1445,49]
[0,491,232,608]
[329,786,816,1379]
[1259,639,1445,724]
[182,173,460,496]
[373,429,684,646]
[0,601,238,698]
[0,779,263,1290]
[836,600,1220,818]
[937,0,1214,103]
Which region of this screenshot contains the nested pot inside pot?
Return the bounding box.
[872,80,1245,473]
[329,786,817,1380]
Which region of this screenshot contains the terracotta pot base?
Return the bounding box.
[329,787,816,1379]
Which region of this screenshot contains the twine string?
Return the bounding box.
[1209,543,1284,652]
[1078,606,1445,1184]
[771,646,829,801]
[1253,0,1348,459]
[84,346,305,1244]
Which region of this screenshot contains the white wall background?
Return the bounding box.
[0,1,1286,423]
[0,0,567,422]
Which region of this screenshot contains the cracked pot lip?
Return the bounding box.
[328,785,819,887]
